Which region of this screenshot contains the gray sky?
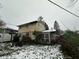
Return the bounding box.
[0,0,79,30]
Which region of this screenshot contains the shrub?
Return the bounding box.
[49,30,79,59]
[64,30,79,46]
[33,31,44,44]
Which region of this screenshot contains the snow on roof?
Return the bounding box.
[43,29,56,32]
[0,26,18,31]
[18,21,38,27]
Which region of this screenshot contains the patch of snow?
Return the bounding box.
[0,45,63,59]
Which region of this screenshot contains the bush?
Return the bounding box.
[64,30,79,46]
[33,31,44,44]
[21,35,33,45]
[61,41,79,59]
[56,34,79,59]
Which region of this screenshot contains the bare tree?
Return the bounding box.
[0,0,6,27]
[0,18,6,27]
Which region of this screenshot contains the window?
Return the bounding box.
[44,33,49,39]
[0,35,1,38]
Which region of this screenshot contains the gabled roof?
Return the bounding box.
[18,21,38,27]
[18,20,49,30]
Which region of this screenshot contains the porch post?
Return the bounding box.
[43,34,45,42]
[48,32,50,44]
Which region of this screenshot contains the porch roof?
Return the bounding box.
[42,29,56,33]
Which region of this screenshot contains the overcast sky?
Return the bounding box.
[0,0,79,30]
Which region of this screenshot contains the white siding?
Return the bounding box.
[0,33,11,42]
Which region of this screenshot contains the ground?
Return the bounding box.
[0,43,63,59]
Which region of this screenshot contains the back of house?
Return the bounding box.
[18,17,49,40]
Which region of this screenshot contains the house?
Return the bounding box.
[18,16,49,40]
[18,17,62,44]
[41,20,63,44]
[0,27,18,42]
[42,29,59,44]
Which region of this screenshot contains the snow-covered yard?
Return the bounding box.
[0,44,63,59]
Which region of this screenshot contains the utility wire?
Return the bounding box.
[58,19,71,30]
[48,0,79,30]
[48,0,79,18]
